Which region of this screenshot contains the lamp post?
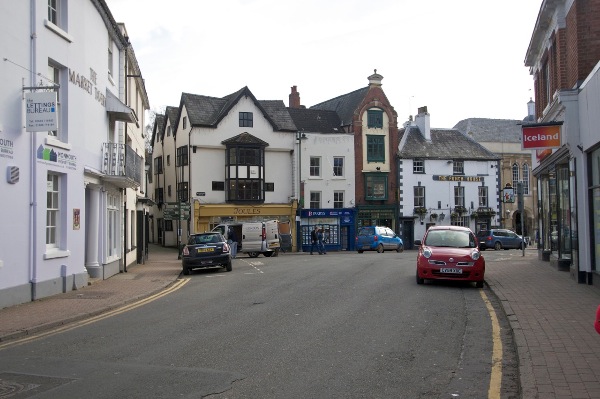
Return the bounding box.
[296,131,307,252]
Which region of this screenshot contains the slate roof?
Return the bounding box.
[287,108,343,133]
[310,87,369,126]
[179,87,296,132]
[165,106,179,131]
[398,126,499,161]
[150,114,165,148]
[221,132,269,146]
[453,118,524,143]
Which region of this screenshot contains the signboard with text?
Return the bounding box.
[522,123,562,150]
[26,91,58,132]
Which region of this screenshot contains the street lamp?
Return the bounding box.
[296,131,308,207]
[296,131,307,252]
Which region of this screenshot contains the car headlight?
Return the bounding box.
[423,247,432,259]
[471,249,480,260]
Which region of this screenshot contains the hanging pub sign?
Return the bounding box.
[521,122,563,150]
[25,91,58,132]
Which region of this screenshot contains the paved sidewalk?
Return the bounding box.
[1,245,599,398]
[0,244,181,343]
[485,249,600,399]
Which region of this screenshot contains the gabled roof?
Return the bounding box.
[164,106,179,135]
[221,132,269,147]
[179,87,296,132]
[150,114,165,149]
[399,126,499,161]
[287,108,343,133]
[310,87,369,126]
[453,118,524,143]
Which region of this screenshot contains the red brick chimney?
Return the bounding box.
[289,85,301,108]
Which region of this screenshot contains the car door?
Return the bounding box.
[506,231,520,248]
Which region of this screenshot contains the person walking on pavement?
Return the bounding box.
[317,228,327,255]
[310,226,320,255]
[228,227,238,259]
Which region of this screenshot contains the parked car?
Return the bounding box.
[356,226,404,253]
[415,226,485,288]
[477,229,526,250]
[181,232,232,275]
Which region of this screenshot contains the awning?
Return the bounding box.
[106,89,136,123]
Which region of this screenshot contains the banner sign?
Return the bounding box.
[26,91,58,132]
[521,122,562,150]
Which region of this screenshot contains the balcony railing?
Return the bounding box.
[101,143,143,188]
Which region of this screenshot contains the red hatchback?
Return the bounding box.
[414,226,485,288]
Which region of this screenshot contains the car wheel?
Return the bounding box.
[396,244,404,253]
[416,272,424,285]
[376,244,384,253]
[494,242,502,251]
[248,252,260,258]
[475,280,484,288]
[357,250,364,253]
[263,251,274,257]
[225,261,232,272]
[182,266,190,276]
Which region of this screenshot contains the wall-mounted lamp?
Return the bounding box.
[447,160,453,164]
[192,145,197,153]
[376,167,381,171]
[439,213,446,221]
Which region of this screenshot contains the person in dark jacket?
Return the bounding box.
[310,226,320,255]
[228,227,238,258]
[317,228,327,255]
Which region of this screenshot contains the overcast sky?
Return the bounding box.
[107,0,542,129]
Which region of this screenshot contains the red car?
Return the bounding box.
[414,226,485,288]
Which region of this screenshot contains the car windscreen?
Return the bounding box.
[425,230,473,248]
[189,234,221,244]
[358,227,375,236]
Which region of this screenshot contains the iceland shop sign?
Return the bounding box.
[521,122,562,150]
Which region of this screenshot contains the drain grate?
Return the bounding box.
[0,373,75,398]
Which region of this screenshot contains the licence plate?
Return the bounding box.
[440,268,462,274]
[198,247,214,253]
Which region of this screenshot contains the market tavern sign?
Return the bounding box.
[68,67,106,106]
[433,175,484,182]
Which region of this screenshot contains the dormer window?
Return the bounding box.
[239,112,253,127]
[367,109,383,128]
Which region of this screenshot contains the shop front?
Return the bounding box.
[299,209,356,252]
[534,147,578,272]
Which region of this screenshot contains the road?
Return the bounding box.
[0,250,519,398]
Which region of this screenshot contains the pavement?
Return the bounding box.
[0,244,599,398]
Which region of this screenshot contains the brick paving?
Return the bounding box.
[1,245,599,398]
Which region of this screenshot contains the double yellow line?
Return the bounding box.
[0,278,189,350]
[480,289,503,399]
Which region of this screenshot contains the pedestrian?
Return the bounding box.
[318,228,327,255]
[228,227,238,259]
[310,226,319,255]
[595,305,600,335]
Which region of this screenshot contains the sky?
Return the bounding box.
[107,0,542,129]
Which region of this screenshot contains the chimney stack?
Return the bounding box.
[527,98,535,120]
[415,106,431,141]
[289,86,301,109]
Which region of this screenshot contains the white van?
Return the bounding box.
[212,220,280,257]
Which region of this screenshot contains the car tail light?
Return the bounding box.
[223,243,230,253]
[182,246,190,256]
[487,237,492,241]
[374,236,379,241]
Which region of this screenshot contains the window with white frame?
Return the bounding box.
[310,191,321,209]
[46,173,60,248]
[48,0,59,24]
[333,157,344,177]
[454,185,465,207]
[453,160,464,175]
[333,191,344,208]
[523,163,530,195]
[47,62,64,138]
[413,159,424,173]
[108,33,113,77]
[512,163,519,188]
[310,157,321,177]
[107,193,119,257]
[414,186,425,207]
[478,186,488,207]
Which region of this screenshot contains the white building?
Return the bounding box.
[398,107,500,246]
[0,0,148,308]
